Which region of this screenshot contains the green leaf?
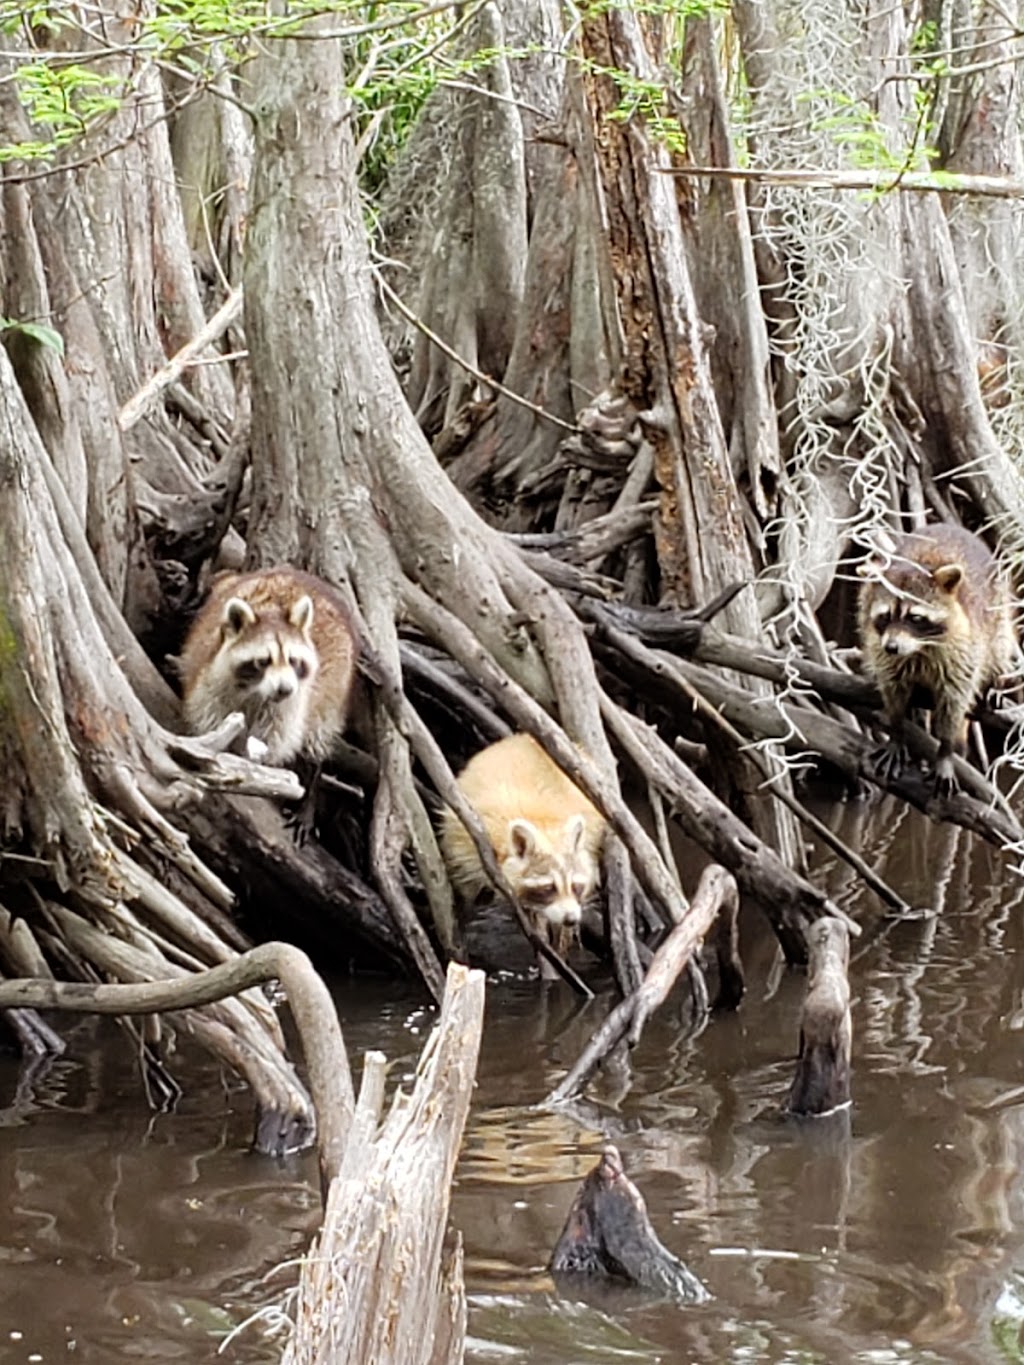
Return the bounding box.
[0,317,65,356]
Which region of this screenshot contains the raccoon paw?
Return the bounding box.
[869,739,911,786]
[932,755,960,799]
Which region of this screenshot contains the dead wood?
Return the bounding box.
[585,608,914,917]
[282,961,485,1365]
[601,699,852,961]
[713,891,746,1012]
[549,1144,709,1303]
[573,586,1024,859]
[785,918,852,1118]
[0,1005,66,1062]
[660,654,1024,847]
[0,941,352,1182]
[544,865,738,1106]
[118,286,243,431]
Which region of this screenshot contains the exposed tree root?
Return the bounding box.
[0,941,350,1182]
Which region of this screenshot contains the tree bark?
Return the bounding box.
[283,962,484,1365]
[785,918,852,1117]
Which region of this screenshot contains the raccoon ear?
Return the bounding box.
[933,563,963,593]
[565,814,587,853]
[223,598,256,635]
[856,553,885,580]
[509,819,539,860]
[289,595,315,633]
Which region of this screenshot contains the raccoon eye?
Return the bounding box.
[906,610,932,627]
[291,657,310,680]
[521,881,558,906]
[871,610,891,630]
[570,879,588,900]
[235,656,269,684]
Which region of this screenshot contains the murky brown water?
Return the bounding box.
[3,798,1024,1364]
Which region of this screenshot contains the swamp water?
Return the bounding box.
[2,797,1024,1364]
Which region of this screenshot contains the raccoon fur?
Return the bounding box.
[857,523,1015,795]
[179,566,357,765]
[439,734,607,968]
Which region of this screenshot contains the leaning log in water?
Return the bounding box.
[550,1145,709,1303]
[544,864,740,1106]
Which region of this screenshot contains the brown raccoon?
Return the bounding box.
[857,523,1015,795]
[179,566,357,765]
[439,734,607,968]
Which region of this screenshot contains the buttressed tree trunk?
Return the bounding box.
[0,339,313,1151]
[241,8,704,997]
[0,12,319,1150]
[7,0,1024,1149]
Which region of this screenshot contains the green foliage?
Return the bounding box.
[0,0,714,181]
[582,0,729,17]
[0,0,483,188]
[801,89,901,171]
[910,20,938,52]
[798,85,937,175]
[597,64,687,155]
[4,61,122,162]
[0,316,65,356]
[991,1271,1024,1362]
[343,26,519,195]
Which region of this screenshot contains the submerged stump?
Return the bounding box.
[785,917,852,1117]
[550,1144,709,1303]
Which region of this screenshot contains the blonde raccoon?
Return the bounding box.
[440,734,607,968]
[857,522,1015,795]
[179,566,357,765]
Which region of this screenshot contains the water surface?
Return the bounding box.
[2,798,1023,1364]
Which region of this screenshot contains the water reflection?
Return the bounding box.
[1,799,1023,1362]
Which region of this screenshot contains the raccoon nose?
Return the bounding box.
[554,900,582,928]
[271,676,297,700]
[883,638,901,655]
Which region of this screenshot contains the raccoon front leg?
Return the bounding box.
[929,696,969,798]
[870,689,914,786]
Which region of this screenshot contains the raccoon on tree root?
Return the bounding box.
[179,566,358,765]
[439,734,607,968]
[857,522,1015,797]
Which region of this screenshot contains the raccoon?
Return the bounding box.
[857,523,1015,796]
[439,734,607,968]
[179,566,357,765]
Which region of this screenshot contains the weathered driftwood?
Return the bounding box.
[0,951,488,1363]
[0,942,350,1177]
[283,962,485,1365]
[785,918,852,1118]
[550,1145,709,1302]
[544,864,739,1106]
